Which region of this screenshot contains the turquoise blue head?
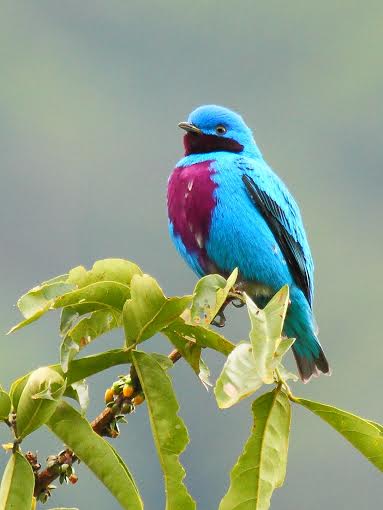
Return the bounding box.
[179,105,262,159]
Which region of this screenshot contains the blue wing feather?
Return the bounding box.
[239,159,314,306]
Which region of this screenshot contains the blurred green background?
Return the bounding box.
[1,1,382,508]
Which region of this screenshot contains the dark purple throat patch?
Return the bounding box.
[183,133,243,156]
[167,161,217,270]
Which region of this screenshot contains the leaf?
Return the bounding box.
[10,349,132,411]
[190,269,238,324]
[296,398,383,471]
[164,318,235,356]
[162,328,210,388]
[65,349,133,386]
[67,258,142,288]
[0,451,34,510]
[8,279,75,334]
[0,391,11,420]
[60,308,122,372]
[54,281,130,312]
[246,286,290,384]
[215,343,264,409]
[70,380,90,415]
[47,401,143,510]
[219,387,291,510]
[123,275,191,346]
[132,351,195,510]
[9,259,142,334]
[16,367,66,438]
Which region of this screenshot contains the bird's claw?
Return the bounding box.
[232,298,245,308]
[212,311,226,328]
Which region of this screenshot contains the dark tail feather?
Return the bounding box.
[292,344,331,383]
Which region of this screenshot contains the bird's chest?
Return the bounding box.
[167,161,217,253]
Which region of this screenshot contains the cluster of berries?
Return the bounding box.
[104,374,145,411]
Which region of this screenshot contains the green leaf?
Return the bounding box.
[10,349,132,411]
[0,391,11,421]
[60,308,122,372]
[162,327,211,388]
[70,380,90,415]
[123,275,191,346]
[54,281,130,312]
[219,387,291,510]
[296,398,383,471]
[164,318,235,356]
[16,367,66,438]
[190,269,238,324]
[9,259,142,334]
[67,258,142,288]
[247,286,290,384]
[47,401,143,510]
[132,351,195,510]
[0,451,34,510]
[8,278,75,333]
[65,349,133,385]
[215,343,263,409]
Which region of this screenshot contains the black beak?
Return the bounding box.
[178,122,202,134]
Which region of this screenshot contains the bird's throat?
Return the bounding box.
[183,132,244,156]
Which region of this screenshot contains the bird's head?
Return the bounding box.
[179,105,261,158]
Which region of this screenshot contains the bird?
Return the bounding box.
[167,104,330,382]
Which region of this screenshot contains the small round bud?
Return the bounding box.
[112,381,123,394]
[104,388,114,403]
[122,384,134,398]
[133,394,145,406]
[60,463,69,473]
[121,402,132,414]
[111,403,120,414]
[69,473,78,484]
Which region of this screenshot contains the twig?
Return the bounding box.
[31,349,182,500]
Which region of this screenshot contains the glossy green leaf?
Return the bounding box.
[215,343,263,409]
[123,275,191,346]
[60,308,122,371]
[219,387,291,510]
[247,286,290,384]
[296,398,383,471]
[132,351,195,510]
[0,391,11,420]
[67,258,142,288]
[47,401,143,509]
[0,451,34,510]
[16,367,66,438]
[164,318,235,356]
[190,269,238,324]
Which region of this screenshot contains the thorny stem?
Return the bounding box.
[31,348,183,499]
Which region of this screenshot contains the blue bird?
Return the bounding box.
[167,105,330,382]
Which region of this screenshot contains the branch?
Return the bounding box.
[31,348,182,500]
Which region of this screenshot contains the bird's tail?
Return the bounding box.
[284,288,330,383]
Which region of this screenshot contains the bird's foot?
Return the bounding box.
[212,311,226,328]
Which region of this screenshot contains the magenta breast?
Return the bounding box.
[167,160,217,259]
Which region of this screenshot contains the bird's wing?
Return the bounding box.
[240,160,314,306]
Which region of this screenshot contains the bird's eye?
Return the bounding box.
[215,125,227,135]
